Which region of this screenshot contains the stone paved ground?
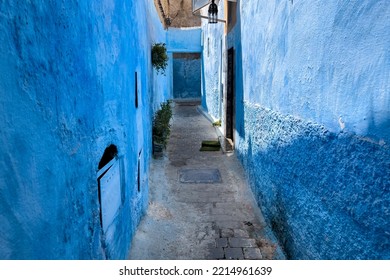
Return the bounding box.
[128,101,285,260]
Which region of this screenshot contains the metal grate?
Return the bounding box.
[179,168,222,183]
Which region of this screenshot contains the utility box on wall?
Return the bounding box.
[97,157,123,234]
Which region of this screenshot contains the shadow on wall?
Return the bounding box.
[236,104,390,259]
[231,1,245,141]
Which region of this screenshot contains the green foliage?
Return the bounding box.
[212,119,221,127]
[200,140,220,151]
[152,100,172,148]
[151,43,168,75]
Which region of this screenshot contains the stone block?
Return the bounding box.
[243,248,263,260]
[220,228,234,238]
[216,221,242,229]
[216,238,228,248]
[224,248,244,260]
[229,238,257,248]
[208,247,225,260]
[233,229,250,238]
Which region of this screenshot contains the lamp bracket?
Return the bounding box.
[192,12,226,23]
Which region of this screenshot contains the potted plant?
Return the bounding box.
[151,43,168,75]
[152,100,172,158]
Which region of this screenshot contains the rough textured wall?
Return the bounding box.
[240,0,390,142]
[153,0,201,28]
[153,0,170,28]
[0,0,167,259]
[173,53,201,99]
[234,0,390,259]
[236,103,390,259]
[168,0,201,28]
[201,0,390,259]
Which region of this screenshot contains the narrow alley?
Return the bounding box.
[129,101,284,260]
[0,0,389,262]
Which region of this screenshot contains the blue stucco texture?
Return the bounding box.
[201,0,390,259]
[239,0,390,142]
[173,56,201,99]
[236,103,389,259]
[0,0,168,259]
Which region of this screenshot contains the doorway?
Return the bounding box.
[173,53,201,99]
[226,47,235,142]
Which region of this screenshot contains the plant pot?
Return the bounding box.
[153,141,164,159]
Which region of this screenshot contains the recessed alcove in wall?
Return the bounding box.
[173,53,201,99]
[97,145,123,234]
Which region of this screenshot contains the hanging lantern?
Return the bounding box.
[208,0,218,24]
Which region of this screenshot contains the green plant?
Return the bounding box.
[212,119,221,127]
[152,100,172,148]
[151,43,168,75]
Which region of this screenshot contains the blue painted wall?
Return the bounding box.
[167,28,202,53]
[0,0,168,259]
[150,27,203,111]
[200,18,224,122]
[201,0,390,259]
[166,27,202,100]
[173,54,201,99]
[237,104,390,259]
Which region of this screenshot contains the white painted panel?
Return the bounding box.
[99,159,121,233]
